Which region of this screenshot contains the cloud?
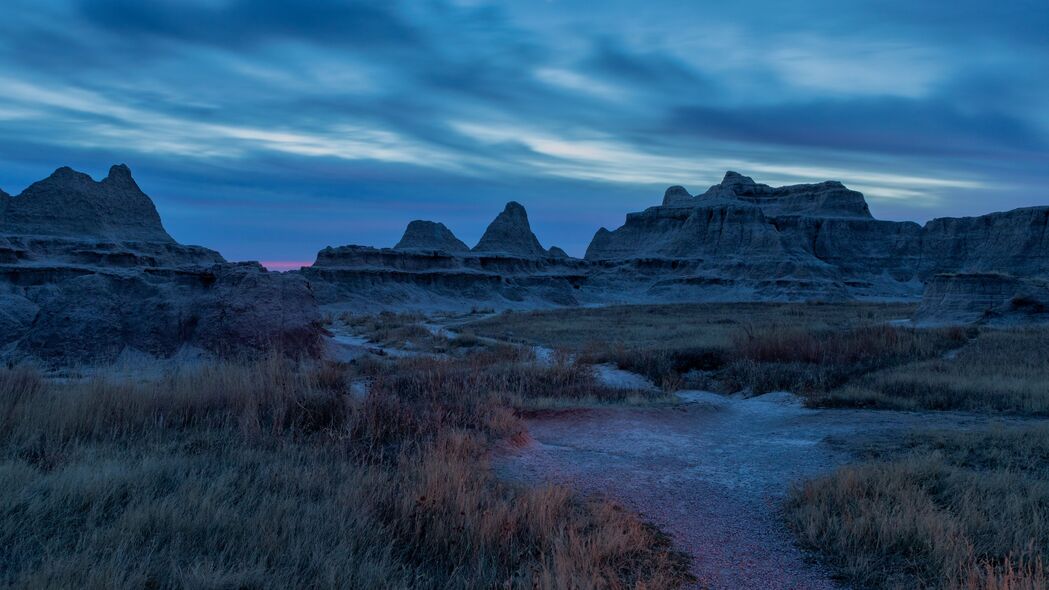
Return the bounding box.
[668,97,1046,159]
[0,0,1046,262]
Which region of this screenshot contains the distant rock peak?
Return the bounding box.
[103,163,139,188]
[721,171,756,186]
[394,220,469,253]
[1,164,175,242]
[662,185,692,206]
[472,201,547,257]
[655,170,872,219]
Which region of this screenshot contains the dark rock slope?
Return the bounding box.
[585,172,1049,305]
[305,171,1049,317]
[1,165,323,365]
[303,201,584,311]
[1,165,174,242]
[915,273,1049,325]
[472,201,548,257]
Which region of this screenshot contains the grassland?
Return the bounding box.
[464,303,1049,415]
[466,303,1049,588]
[823,328,1049,413]
[463,302,916,351]
[785,426,1049,590]
[0,352,690,589]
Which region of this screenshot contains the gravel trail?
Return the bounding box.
[496,391,1006,590]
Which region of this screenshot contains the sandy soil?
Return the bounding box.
[496,390,1010,590]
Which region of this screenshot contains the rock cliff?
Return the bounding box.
[302,172,1049,317]
[585,173,1049,305]
[915,273,1049,325]
[303,202,583,311]
[1,165,175,242]
[0,165,324,365]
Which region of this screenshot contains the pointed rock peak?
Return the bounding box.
[721,171,755,186]
[502,201,528,218]
[473,201,546,257]
[547,246,569,259]
[663,185,692,206]
[394,220,469,253]
[104,163,139,188]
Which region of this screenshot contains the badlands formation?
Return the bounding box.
[306,171,1049,321]
[2,165,1047,365]
[0,165,322,365]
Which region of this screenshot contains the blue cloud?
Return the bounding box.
[0,0,1047,263]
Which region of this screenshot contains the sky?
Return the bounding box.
[1,0,1047,266]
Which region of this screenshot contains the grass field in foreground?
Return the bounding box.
[0,352,690,589]
[786,425,1049,590]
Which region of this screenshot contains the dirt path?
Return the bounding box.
[496,391,1008,590]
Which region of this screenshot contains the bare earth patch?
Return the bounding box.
[496,391,1023,590]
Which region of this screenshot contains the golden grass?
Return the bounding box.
[824,328,1049,413]
[0,355,690,589]
[723,324,970,395]
[785,426,1049,590]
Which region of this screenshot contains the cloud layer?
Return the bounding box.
[1,0,1046,262]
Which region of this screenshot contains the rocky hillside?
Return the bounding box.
[0,165,323,366]
[304,170,1049,317]
[1,165,174,242]
[4,164,1047,340]
[303,200,584,311]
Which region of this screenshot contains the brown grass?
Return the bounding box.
[723,324,970,395]
[0,354,690,589]
[824,328,1049,413]
[465,302,914,351]
[463,302,925,393]
[785,426,1049,590]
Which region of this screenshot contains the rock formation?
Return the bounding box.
[584,172,1049,306]
[1,165,175,242]
[915,273,1049,325]
[303,202,583,311]
[302,172,1049,318]
[5,164,1048,340]
[472,201,548,257]
[394,220,469,253]
[0,165,324,365]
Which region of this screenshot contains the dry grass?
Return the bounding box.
[723,324,970,396]
[464,302,915,351]
[785,426,1049,590]
[341,311,451,352]
[466,302,917,392]
[0,355,690,589]
[824,328,1049,413]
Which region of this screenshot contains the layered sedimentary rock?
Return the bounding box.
[584,173,908,300]
[585,172,1049,305]
[0,165,323,365]
[915,274,1049,325]
[303,171,1049,316]
[394,220,469,253]
[919,208,1049,277]
[2,165,174,242]
[303,202,585,311]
